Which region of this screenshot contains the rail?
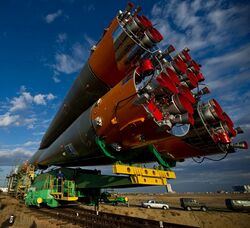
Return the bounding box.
[34,206,199,228]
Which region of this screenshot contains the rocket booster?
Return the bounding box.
[30,3,247,168]
[40,6,163,150]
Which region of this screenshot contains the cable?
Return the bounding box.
[191,152,229,163]
[191,157,205,163]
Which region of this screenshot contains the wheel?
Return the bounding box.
[147,205,151,209]
[201,206,207,212]
[162,206,168,210]
[186,206,192,211]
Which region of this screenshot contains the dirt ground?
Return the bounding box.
[0,194,79,228]
[1,192,250,228]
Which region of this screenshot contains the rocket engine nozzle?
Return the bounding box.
[233,141,248,150]
[141,27,163,48]
[178,86,196,104]
[235,126,244,134]
[196,87,210,97]
[198,98,245,150]
[166,94,194,115]
[162,45,176,58]
[155,72,179,94]
[165,67,181,85]
[201,99,225,123]
[126,15,152,33]
[171,113,195,125]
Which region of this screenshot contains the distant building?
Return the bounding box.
[0,187,8,192]
[232,185,250,193]
[166,183,175,193]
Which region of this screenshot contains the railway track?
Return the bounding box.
[33,205,199,228]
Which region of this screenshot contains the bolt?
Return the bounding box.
[95,117,103,127]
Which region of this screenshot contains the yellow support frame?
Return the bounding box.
[112,164,176,185]
[50,192,78,201]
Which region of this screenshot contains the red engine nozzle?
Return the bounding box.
[209,99,225,120]
[201,99,225,123]
[167,94,194,115]
[181,48,192,62]
[138,15,153,28]
[166,67,181,85]
[127,15,152,33]
[197,87,210,96]
[172,56,187,74]
[146,27,163,43]
[233,141,248,149]
[195,72,205,82]
[185,69,198,89]
[191,60,200,72]
[147,100,163,121]
[156,72,178,94]
[141,27,163,48]
[221,121,237,137]
[138,59,154,76]
[178,86,196,104]
[162,45,176,58]
[214,132,231,144]
[222,112,234,127]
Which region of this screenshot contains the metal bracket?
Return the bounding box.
[95,137,117,160]
[148,145,176,169]
[96,137,176,168]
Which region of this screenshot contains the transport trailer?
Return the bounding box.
[7,164,175,208]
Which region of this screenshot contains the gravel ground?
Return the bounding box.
[1,192,250,228]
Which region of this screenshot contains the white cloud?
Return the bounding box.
[0,112,19,127]
[33,93,55,105]
[45,10,62,24]
[50,34,96,82]
[9,87,56,112]
[23,141,40,147]
[33,94,46,105]
[151,0,249,53]
[32,131,45,136]
[24,117,37,129]
[52,75,61,83]
[46,93,56,100]
[204,44,250,72]
[56,33,67,43]
[84,34,96,47]
[52,71,61,83]
[10,92,33,112]
[0,147,33,156]
[0,140,41,165]
[0,147,34,165]
[0,87,56,129]
[52,43,86,74]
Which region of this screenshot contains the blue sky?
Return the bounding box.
[0,0,249,192]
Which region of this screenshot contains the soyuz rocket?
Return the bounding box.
[29,3,247,168]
